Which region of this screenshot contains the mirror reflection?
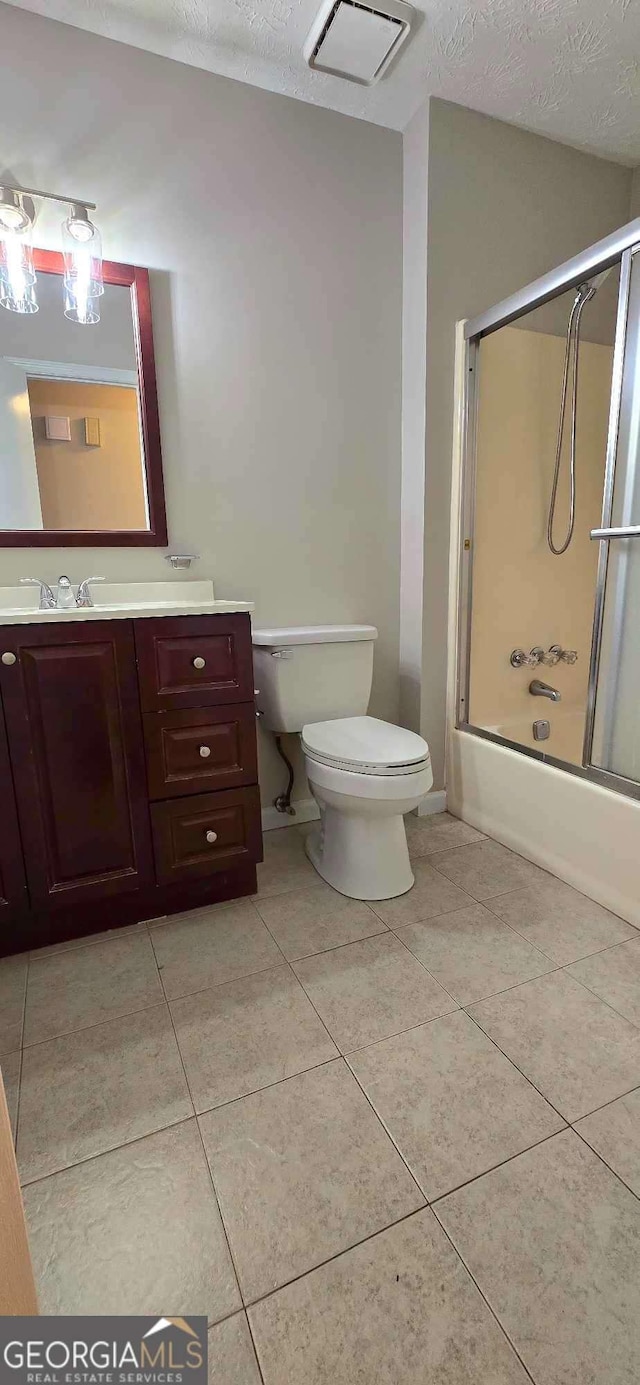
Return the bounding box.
[0,271,149,532]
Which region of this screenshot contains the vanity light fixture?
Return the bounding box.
[0,183,103,323]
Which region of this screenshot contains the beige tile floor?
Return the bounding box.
[2,812,640,1383]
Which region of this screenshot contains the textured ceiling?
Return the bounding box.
[5,0,640,161]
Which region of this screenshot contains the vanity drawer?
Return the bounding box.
[151,786,262,884]
[135,613,254,711]
[144,704,258,799]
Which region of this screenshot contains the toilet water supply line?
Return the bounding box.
[547,281,596,556]
[274,736,296,815]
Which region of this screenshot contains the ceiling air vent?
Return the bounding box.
[304,0,414,85]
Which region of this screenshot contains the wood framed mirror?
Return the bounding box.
[0,252,167,547]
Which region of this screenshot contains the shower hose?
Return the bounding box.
[547,281,596,556]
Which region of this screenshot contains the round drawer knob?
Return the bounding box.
[192,656,206,670]
[205,830,218,844]
[1,652,16,666]
[199,745,211,759]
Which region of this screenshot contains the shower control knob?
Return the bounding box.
[199,745,211,758]
[510,649,539,668]
[1,652,16,666]
[205,830,218,844]
[192,656,206,669]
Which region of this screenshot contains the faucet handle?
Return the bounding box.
[19,577,56,610]
[76,576,105,609]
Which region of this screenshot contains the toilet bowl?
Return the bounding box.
[302,716,432,899]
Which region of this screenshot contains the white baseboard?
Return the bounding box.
[415,789,447,818]
[262,798,320,832]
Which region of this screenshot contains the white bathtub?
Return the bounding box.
[447,728,640,928]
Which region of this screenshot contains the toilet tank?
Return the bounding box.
[252,625,377,733]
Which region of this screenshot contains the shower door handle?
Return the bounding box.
[590,525,640,539]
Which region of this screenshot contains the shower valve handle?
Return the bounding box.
[548,645,578,665]
[510,648,542,668]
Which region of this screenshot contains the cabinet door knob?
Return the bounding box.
[199,745,211,759]
[1,652,16,666]
[192,655,206,670]
[205,829,218,844]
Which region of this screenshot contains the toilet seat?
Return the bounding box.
[302,715,431,777]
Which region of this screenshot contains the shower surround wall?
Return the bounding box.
[469,325,612,765]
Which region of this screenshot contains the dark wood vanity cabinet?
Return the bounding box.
[0,612,262,955]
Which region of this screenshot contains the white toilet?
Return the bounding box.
[252,624,432,900]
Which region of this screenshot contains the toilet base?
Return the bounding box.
[304,811,415,901]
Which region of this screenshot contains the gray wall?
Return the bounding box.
[0,3,403,808]
[423,98,634,787]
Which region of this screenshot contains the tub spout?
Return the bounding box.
[529,679,561,703]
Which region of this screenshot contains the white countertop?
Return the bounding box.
[0,580,253,625]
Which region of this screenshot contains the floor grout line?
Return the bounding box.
[241,1206,428,1316]
[569,1118,640,1204]
[430,1204,538,1384]
[20,994,169,1053]
[17,1111,196,1189]
[163,1028,254,1361]
[427,1127,568,1207]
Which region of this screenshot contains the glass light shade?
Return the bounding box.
[64,286,100,325]
[62,211,104,301]
[0,225,38,313]
[0,277,38,314]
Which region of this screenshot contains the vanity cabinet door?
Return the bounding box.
[0,622,154,907]
[0,702,28,921]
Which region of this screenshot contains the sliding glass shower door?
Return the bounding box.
[589,246,640,787]
[458,219,640,804]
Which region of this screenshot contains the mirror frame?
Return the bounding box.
[0,251,168,547]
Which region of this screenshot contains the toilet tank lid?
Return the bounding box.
[252,624,378,647]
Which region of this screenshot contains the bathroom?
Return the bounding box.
[1,1,640,1380]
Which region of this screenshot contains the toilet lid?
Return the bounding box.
[302,716,431,775]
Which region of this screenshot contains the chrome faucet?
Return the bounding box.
[529,679,561,703]
[20,577,56,610]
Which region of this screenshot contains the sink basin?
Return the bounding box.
[0,580,253,624]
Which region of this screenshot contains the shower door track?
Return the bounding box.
[456,217,640,807]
